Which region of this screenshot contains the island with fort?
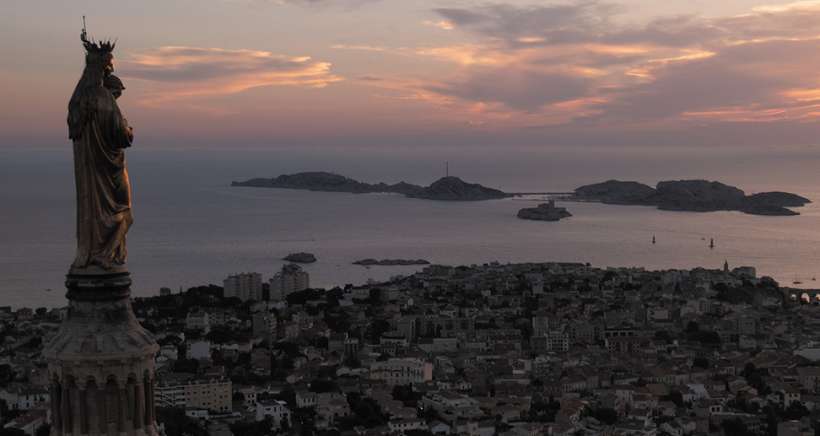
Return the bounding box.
[569,179,811,216]
[517,200,573,222]
[231,172,510,201]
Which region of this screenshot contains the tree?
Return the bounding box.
[287,289,324,306]
[722,418,750,436]
[0,399,21,421]
[783,401,809,420]
[340,393,387,429]
[698,330,721,345]
[367,320,391,343]
[529,394,561,422]
[207,325,250,344]
[232,391,245,406]
[654,330,672,342]
[228,418,273,436]
[273,341,301,356]
[742,363,770,395]
[20,336,42,350]
[663,391,685,408]
[405,431,433,436]
[34,425,50,436]
[314,336,329,349]
[392,384,421,407]
[172,358,199,374]
[0,364,15,386]
[343,353,361,368]
[309,379,338,393]
[693,357,710,369]
[325,311,351,333]
[156,407,208,436]
[685,321,699,334]
[367,288,383,305]
[590,407,619,425]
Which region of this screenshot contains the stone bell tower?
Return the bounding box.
[43,273,159,436]
[43,23,160,436]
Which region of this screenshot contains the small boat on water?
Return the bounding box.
[652,235,656,244]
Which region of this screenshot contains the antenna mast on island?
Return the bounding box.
[446,161,449,177]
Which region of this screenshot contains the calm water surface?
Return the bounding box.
[1,146,819,308]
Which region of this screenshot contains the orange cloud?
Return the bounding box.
[784,88,820,101]
[121,46,342,104]
[331,44,387,52]
[395,0,820,132]
[423,20,455,31]
[682,103,820,123]
[751,1,820,14]
[414,45,514,66]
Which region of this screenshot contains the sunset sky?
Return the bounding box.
[3,0,820,149]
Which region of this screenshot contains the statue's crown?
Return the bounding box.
[84,39,116,54]
[83,39,115,55]
[81,29,115,58]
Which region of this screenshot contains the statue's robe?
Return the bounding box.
[68,82,133,271]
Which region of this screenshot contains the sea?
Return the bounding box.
[1,145,820,309]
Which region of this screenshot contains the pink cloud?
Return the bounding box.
[401,1,820,131]
[120,46,342,104]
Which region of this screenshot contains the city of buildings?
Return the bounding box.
[3,261,820,436]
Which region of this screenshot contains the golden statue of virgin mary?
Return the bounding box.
[67,29,134,273]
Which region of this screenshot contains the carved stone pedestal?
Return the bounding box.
[44,271,159,436]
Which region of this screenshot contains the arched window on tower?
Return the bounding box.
[105,376,119,432]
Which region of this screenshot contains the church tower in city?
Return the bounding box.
[43,24,160,436]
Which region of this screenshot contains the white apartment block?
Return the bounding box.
[224,272,263,302]
[269,264,310,300]
[154,378,232,413]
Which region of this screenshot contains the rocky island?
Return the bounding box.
[353,258,431,266]
[573,180,657,205]
[405,176,508,201]
[232,172,510,201]
[517,200,573,222]
[283,252,317,263]
[571,179,810,216]
[233,172,423,196]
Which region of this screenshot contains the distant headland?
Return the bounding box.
[231,172,510,201]
[571,179,811,216]
[353,258,431,266]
